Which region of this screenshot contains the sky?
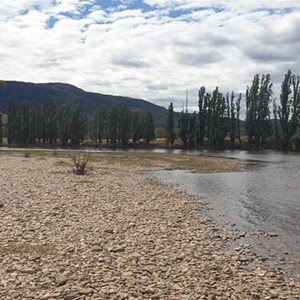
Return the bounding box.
[1,0,300,111]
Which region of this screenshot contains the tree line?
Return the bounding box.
[3,100,155,147]
[1,70,300,151]
[165,70,300,150]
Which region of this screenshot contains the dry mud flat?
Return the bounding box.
[0,154,299,300]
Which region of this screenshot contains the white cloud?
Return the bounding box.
[0,0,300,111]
[143,0,300,10]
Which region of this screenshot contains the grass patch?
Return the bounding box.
[76,179,95,184]
[53,159,72,167]
[0,149,255,173]
[91,151,252,173]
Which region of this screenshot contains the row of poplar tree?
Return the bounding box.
[2,101,155,146]
[1,70,299,150]
[165,70,300,150]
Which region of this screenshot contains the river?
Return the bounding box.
[150,150,300,276]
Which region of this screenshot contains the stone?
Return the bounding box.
[56,276,68,287]
[91,246,102,252]
[79,288,93,295]
[268,232,279,237]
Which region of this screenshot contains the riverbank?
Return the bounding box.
[0,153,299,299]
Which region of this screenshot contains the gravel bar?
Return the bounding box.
[0,155,299,299]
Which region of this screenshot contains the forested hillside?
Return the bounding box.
[0,81,169,127]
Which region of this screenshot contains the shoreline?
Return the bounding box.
[0,153,299,299]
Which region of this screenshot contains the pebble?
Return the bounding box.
[56,276,68,287]
[79,288,93,295]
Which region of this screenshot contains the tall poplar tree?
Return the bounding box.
[227,92,236,148]
[236,93,241,146]
[165,102,175,148]
[91,109,106,147]
[144,111,155,143]
[207,87,227,148]
[178,110,189,147]
[119,106,131,146]
[198,87,210,146]
[132,111,141,143]
[246,74,272,149]
[108,105,119,145]
[277,70,300,150]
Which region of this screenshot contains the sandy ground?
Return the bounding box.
[0,154,299,300]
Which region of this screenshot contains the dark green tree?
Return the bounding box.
[188,111,197,146]
[207,87,227,148]
[272,100,281,149]
[57,103,86,147]
[165,102,175,148]
[236,93,242,146]
[143,111,155,143]
[69,104,86,146]
[40,100,57,144]
[91,109,106,147]
[7,102,35,145]
[108,105,119,145]
[198,87,210,146]
[290,74,300,137]
[245,74,272,149]
[7,101,17,145]
[178,110,189,147]
[226,92,236,148]
[58,104,71,146]
[27,103,37,144]
[277,70,300,150]
[47,100,57,144]
[119,106,131,146]
[132,111,141,143]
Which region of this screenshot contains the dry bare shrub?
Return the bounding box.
[71,151,90,175]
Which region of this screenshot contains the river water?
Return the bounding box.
[150,150,300,276]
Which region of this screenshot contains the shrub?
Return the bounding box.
[71,151,90,175]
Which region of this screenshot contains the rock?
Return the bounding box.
[79,288,93,295]
[91,246,102,252]
[143,287,155,294]
[256,270,267,277]
[269,289,279,298]
[64,293,77,300]
[268,232,279,237]
[56,276,68,287]
[122,271,133,277]
[40,293,51,300]
[108,245,126,253]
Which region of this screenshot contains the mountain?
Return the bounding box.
[0,80,169,127]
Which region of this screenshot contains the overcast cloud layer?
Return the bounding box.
[1,0,300,110]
